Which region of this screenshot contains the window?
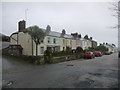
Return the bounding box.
[48,37,50,43]
[40,47,44,54]
[53,38,56,44]
[41,40,44,43]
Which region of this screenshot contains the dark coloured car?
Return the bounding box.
[103,52,111,55]
[84,52,95,59]
[110,52,113,54]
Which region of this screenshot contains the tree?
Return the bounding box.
[66,46,72,54]
[75,47,84,58]
[95,45,108,52]
[109,1,119,28]
[110,1,120,51]
[88,47,95,52]
[0,34,10,42]
[76,47,84,53]
[25,25,45,56]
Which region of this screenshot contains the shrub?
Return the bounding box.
[76,47,84,53]
[66,47,72,54]
[44,48,53,63]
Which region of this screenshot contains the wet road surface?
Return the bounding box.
[2,53,119,88]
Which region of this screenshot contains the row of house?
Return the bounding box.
[102,43,118,53]
[10,20,116,56]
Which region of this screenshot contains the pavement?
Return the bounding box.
[2,53,119,88]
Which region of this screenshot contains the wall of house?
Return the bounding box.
[18,32,34,56]
[104,44,115,52]
[10,32,37,56]
[59,38,66,51]
[92,41,97,49]
[81,40,86,50]
[66,39,71,48]
[71,39,76,50]
[10,34,18,45]
[37,36,61,55]
[44,36,60,46]
[87,40,92,48]
[76,39,82,48]
[108,47,115,52]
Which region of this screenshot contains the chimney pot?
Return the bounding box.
[18,20,26,32]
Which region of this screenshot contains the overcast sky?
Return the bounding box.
[2,2,118,46]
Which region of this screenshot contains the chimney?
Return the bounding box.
[78,34,81,38]
[18,20,26,32]
[46,25,51,31]
[71,33,78,38]
[90,37,92,40]
[46,25,51,35]
[84,35,89,39]
[61,29,66,37]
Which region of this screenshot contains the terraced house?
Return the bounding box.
[102,43,117,53]
[10,20,95,56]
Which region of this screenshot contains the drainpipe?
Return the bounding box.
[17,33,18,44]
[32,38,33,56]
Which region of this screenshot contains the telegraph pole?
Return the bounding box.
[25,8,29,26]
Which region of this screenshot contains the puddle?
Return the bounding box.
[67,64,74,66]
[6,81,13,86]
[75,79,95,88]
[2,80,14,88]
[88,73,102,76]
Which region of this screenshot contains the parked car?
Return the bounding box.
[84,52,95,59]
[94,52,102,57]
[103,52,111,55]
[109,52,113,54]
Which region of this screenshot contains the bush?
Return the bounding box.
[75,47,84,59]
[95,45,108,52]
[1,35,10,42]
[76,47,84,53]
[44,48,53,63]
[66,47,72,54]
[52,51,64,57]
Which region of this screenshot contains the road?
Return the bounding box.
[2,53,119,88]
[0,42,9,89]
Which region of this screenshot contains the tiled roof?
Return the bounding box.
[10,32,19,37]
[49,31,61,37]
[41,28,74,39]
[63,34,74,39]
[79,38,88,41]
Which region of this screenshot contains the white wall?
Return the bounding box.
[10,34,18,45]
